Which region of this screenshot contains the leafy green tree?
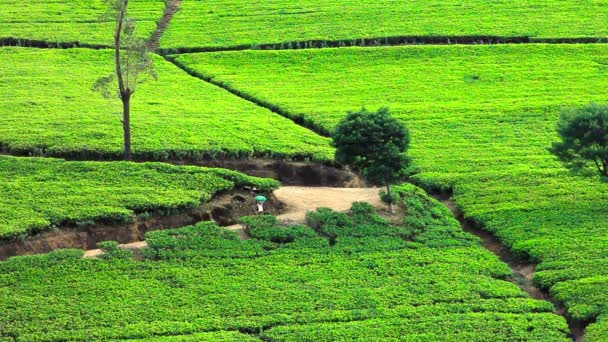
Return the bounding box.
[550,103,608,178]
[332,107,411,212]
[94,0,156,161]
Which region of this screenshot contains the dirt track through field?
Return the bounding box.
[84,186,382,258]
[436,195,585,342]
[148,0,182,52]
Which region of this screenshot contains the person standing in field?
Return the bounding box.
[255,195,267,215]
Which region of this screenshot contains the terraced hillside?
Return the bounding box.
[0,48,332,161]
[1,0,608,340]
[161,0,608,51]
[0,187,570,341]
[172,44,608,338]
[0,156,279,239]
[0,0,165,46]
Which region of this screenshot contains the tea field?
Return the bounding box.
[161,0,608,51]
[0,0,164,46]
[0,47,333,161]
[172,43,608,338]
[0,186,570,341]
[0,155,279,239]
[2,0,608,340]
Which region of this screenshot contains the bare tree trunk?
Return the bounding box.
[122,92,132,161]
[386,184,394,214]
[114,0,132,161]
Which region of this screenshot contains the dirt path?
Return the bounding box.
[436,195,585,342]
[147,0,182,52]
[84,186,382,258]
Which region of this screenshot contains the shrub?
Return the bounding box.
[98,240,133,260]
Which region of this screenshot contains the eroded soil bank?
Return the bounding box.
[0,189,283,260]
[174,159,365,187]
[84,186,384,258]
[0,161,362,260]
[432,192,586,342]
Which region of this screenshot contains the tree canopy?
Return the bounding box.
[332,107,411,211]
[550,103,608,178]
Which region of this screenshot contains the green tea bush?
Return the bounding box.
[0,0,164,45]
[162,0,608,50]
[305,208,352,232]
[241,215,317,243]
[0,156,279,239]
[98,241,133,260]
[144,222,274,260]
[0,48,333,162]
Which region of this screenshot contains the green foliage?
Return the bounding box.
[332,107,410,187]
[305,207,352,232]
[0,187,569,340]
[144,222,274,260]
[587,316,608,342]
[550,103,608,177]
[161,0,608,50]
[0,156,279,239]
[127,331,260,341]
[0,48,333,162]
[176,45,608,333]
[0,0,164,45]
[241,215,317,243]
[379,188,400,205]
[96,0,158,97]
[98,240,133,260]
[306,204,409,240]
[261,314,569,341]
[350,202,390,226]
[394,184,480,248]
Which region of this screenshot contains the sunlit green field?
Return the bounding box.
[0,0,164,45]
[161,0,608,50]
[0,47,333,161]
[2,0,608,339]
[0,156,279,239]
[0,186,569,341]
[172,43,608,335]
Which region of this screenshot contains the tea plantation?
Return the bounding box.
[0,186,570,341]
[0,47,333,161]
[0,155,278,239]
[161,0,608,51]
[172,44,608,338]
[1,0,607,340]
[0,0,164,46]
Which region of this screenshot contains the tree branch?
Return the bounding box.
[115,0,129,97]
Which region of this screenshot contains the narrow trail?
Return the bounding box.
[147,0,182,52]
[84,186,382,258]
[436,195,585,342]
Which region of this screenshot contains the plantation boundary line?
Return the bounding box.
[164,55,333,137]
[157,35,608,54]
[0,37,110,50]
[2,35,608,54]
